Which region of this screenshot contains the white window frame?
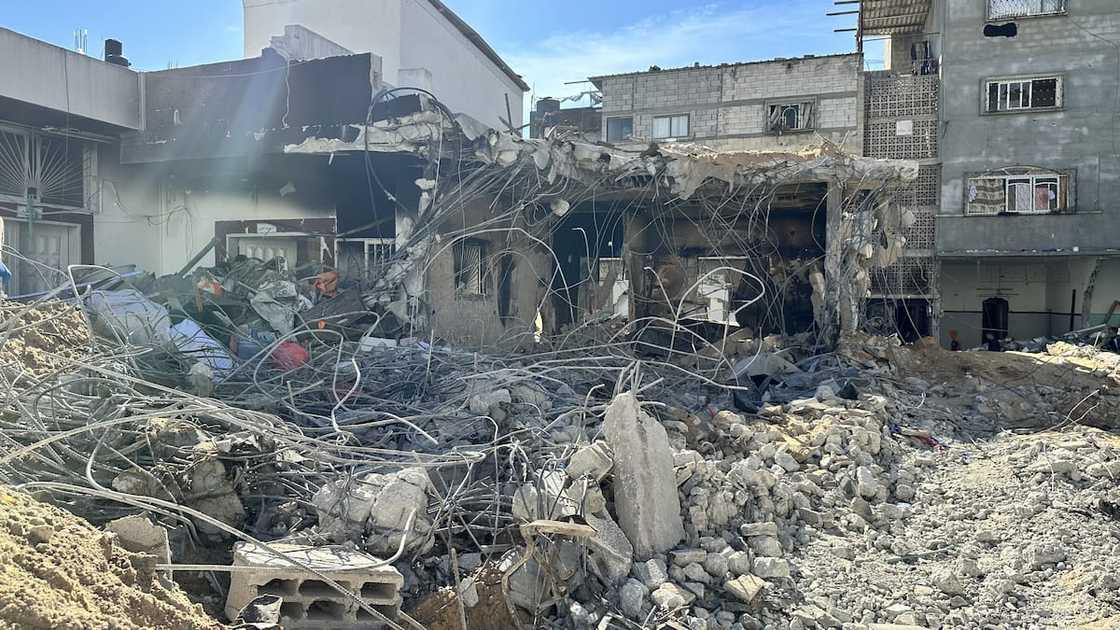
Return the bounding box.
[652,114,689,140]
[605,116,633,142]
[966,173,1066,215]
[985,76,1062,113]
[987,0,1068,21]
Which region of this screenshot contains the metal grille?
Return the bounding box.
[454,241,486,295]
[902,209,937,249]
[872,256,933,296]
[864,119,938,160]
[892,164,940,210]
[988,0,1066,20]
[0,129,84,208]
[866,74,939,120]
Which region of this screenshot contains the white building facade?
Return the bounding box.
[242,0,528,130]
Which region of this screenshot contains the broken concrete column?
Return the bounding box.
[603,392,684,559]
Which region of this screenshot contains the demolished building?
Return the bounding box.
[10,6,1120,630]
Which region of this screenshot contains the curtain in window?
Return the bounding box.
[967,178,1006,215]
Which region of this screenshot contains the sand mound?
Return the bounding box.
[0,300,92,381]
[0,487,221,630]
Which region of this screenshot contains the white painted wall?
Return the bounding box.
[398,0,523,129]
[243,0,402,79]
[939,257,1101,347]
[0,28,141,129]
[95,155,333,276]
[242,0,524,130]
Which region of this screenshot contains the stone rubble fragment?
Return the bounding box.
[603,393,685,559]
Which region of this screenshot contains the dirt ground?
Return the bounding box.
[412,563,521,630]
[0,300,92,381]
[0,486,221,630]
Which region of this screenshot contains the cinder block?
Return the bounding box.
[225,543,403,629]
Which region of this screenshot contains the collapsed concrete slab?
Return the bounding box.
[603,392,684,559]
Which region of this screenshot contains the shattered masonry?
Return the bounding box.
[2,68,1120,630]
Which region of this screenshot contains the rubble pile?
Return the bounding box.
[0,486,219,629]
[3,294,1120,630]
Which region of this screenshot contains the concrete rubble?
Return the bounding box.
[1,105,1120,630]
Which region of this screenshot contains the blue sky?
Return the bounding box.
[2,1,881,107]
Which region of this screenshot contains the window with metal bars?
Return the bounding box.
[0,128,85,209]
[985,76,1062,113]
[988,0,1067,20]
[966,170,1070,215]
[454,239,488,296]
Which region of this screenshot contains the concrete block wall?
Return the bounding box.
[936,0,1120,256]
[597,54,863,154]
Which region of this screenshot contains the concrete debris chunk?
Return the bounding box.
[566,440,614,481]
[603,393,684,559]
[651,582,694,609]
[634,558,670,589]
[725,574,768,607]
[224,542,403,626]
[312,468,433,556]
[619,578,648,618]
[105,515,171,564]
[585,512,634,584]
[752,557,790,579]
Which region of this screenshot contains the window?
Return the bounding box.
[985,76,1062,113]
[767,102,814,133]
[454,239,488,295]
[652,114,689,140]
[605,117,633,142]
[988,0,1067,20]
[966,170,1070,215]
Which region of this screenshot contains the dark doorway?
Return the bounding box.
[982,297,1010,344]
[895,298,931,342]
[549,208,625,331]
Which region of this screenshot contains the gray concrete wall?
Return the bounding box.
[938,256,1099,347]
[597,54,863,154]
[0,28,141,130]
[426,197,550,348]
[936,0,1120,255]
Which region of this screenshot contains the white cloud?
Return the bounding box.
[504,1,854,108]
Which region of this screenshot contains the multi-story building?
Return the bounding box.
[589,54,865,154]
[860,0,1120,348]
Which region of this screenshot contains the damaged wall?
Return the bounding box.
[593,54,863,154]
[936,256,1120,348]
[95,154,340,275]
[242,0,527,130]
[426,196,551,348]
